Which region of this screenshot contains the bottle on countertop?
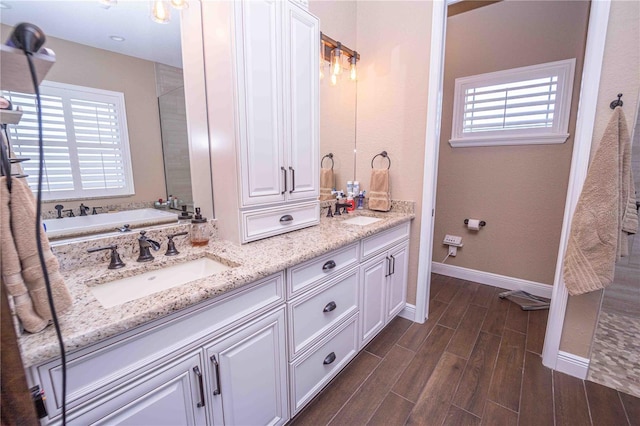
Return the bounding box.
[190,207,210,246]
[353,181,360,196]
[346,181,354,196]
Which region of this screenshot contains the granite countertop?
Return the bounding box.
[18,208,414,367]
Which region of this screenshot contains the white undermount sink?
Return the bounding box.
[341,216,383,226]
[89,257,232,308]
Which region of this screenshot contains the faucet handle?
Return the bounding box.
[87,245,126,269]
[165,231,189,256]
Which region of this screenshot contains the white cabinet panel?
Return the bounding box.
[288,268,359,358]
[387,241,409,320]
[65,353,206,426]
[289,314,359,414]
[284,1,319,201]
[205,308,288,426]
[360,254,388,346]
[236,0,285,206]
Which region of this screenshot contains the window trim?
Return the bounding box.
[6,80,135,201]
[449,58,576,148]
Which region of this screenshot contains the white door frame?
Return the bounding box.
[416,0,612,372]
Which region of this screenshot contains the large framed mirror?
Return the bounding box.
[0,0,212,222]
[309,1,358,195]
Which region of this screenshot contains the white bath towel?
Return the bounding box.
[562,107,638,296]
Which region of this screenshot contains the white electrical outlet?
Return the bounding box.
[443,234,463,247]
[448,246,458,257]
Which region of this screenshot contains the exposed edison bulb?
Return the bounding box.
[330,73,337,86]
[330,47,342,76]
[170,0,188,9]
[350,61,357,81]
[151,0,171,24]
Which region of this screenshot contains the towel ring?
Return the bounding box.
[371,151,391,169]
[321,153,334,170]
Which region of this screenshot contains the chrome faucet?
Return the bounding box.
[137,230,160,262]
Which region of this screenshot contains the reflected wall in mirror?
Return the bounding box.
[0,0,194,217]
[309,1,357,195]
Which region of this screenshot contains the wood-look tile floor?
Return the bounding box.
[291,274,640,426]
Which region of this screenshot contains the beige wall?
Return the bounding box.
[432,1,589,285]
[355,1,433,305]
[560,0,640,358]
[0,24,166,214]
[310,1,358,187]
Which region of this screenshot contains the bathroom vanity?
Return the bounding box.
[20,210,413,425]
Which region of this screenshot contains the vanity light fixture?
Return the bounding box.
[151,0,171,24]
[320,32,360,87]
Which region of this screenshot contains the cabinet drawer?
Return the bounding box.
[36,273,284,418]
[288,269,359,358]
[361,222,410,260]
[241,202,319,243]
[287,242,359,297]
[289,314,359,415]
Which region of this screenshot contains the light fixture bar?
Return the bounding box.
[321,32,360,62]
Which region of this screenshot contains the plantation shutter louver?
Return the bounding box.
[2,81,134,200]
[450,59,576,147]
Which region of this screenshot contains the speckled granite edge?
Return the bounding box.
[18,210,414,367]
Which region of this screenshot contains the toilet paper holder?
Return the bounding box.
[464,219,486,227]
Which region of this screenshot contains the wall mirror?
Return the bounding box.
[309,1,358,195]
[0,0,209,221]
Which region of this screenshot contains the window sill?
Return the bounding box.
[449,133,569,148]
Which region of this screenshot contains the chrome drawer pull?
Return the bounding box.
[390,254,396,275]
[323,301,337,313]
[322,260,336,271]
[323,352,336,365]
[193,366,205,408]
[279,214,294,223]
[385,257,391,277]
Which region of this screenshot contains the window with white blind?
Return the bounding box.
[449,59,576,147]
[2,81,134,201]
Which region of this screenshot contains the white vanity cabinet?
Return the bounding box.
[32,273,287,426]
[204,0,320,244]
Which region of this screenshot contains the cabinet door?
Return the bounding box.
[387,241,409,321]
[66,353,206,426]
[236,0,286,206]
[359,254,389,347]
[205,308,288,426]
[283,2,319,201]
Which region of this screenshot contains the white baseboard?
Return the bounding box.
[556,351,590,379]
[398,303,416,322]
[430,262,553,299]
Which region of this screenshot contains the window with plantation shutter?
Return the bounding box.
[2,81,134,201]
[449,59,576,147]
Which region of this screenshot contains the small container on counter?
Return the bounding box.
[190,207,210,246]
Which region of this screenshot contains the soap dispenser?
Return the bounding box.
[190,207,210,246]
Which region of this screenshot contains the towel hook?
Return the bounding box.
[321,153,334,170]
[371,151,391,169]
[610,93,623,110]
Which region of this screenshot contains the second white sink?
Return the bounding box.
[341,216,383,226]
[89,257,232,308]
